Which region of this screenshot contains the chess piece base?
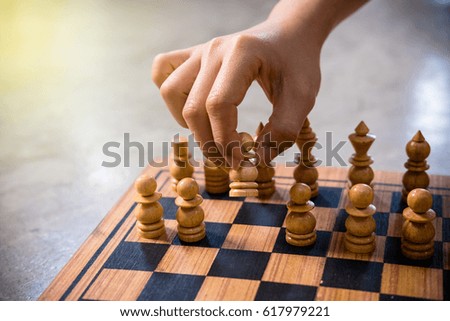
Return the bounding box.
[178,223,206,243]
[137,220,166,239]
[344,232,376,253]
[286,230,317,247]
[229,189,258,197]
[401,239,434,260]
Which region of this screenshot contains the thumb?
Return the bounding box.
[254,89,314,166]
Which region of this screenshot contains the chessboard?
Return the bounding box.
[39,165,449,301]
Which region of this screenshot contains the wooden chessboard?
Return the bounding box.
[39,165,449,301]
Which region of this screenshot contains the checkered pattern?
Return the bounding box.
[79,170,449,301]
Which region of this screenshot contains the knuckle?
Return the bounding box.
[182,103,200,122]
[270,122,299,142]
[205,37,224,54]
[205,94,225,114]
[159,80,176,101]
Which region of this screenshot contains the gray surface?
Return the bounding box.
[0,0,449,300]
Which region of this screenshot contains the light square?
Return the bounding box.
[262,253,325,286]
[195,276,260,301]
[126,219,178,244]
[221,224,279,252]
[387,213,403,237]
[155,245,218,275]
[315,286,379,301]
[83,268,152,301]
[372,190,393,213]
[381,263,443,300]
[327,232,385,263]
[203,199,242,223]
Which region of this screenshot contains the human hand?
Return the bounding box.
[152,0,367,168]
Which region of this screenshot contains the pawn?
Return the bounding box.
[344,184,376,253]
[401,188,436,260]
[134,175,165,239]
[285,183,317,246]
[175,178,206,242]
[229,132,258,197]
[204,158,230,194]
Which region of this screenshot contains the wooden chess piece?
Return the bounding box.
[344,183,376,254]
[348,121,376,187]
[175,177,206,242]
[293,118,319,197]
[254,122,276,198]
[204,158,230,194]
[229,132,258,197]
[134,175,165,239]
[402,131,430,202]
[170,137,194,191]
[401,188,436,260]
[285,183,317,246]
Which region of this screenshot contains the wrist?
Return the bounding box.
[267,0,368,48]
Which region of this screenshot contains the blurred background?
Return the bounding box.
[0,0,449,300]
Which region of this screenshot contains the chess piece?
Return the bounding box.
[254,122,276,198]
[293,118,319,197]
[229,132,258,197]
[344,184,376,253]
[402,131,430,202]
[401,188,436,260]
[134,175,165,239]
[204,158,229,194]
[170,137,194,191]
[348,121,376,187]
[175,177,206,242]
[285,183,317,246]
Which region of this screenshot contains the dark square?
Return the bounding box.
[333,209,348,232]
[333,209,388,236]
[233,202,286,227]
[432,194,443,217]
[379,294,430,301]
[390,192,406,214]
[201,190,245,201]
[444,270,450,301]
[273,229,331,257]
[172,222,231,248]
[255,282,317,301]
[373,212,389,236]
[313,186,342,208]
[208,249,271,280]
[137,272,204,300]
[443,219,450,242]
[159,197,177,220]
[321,258,383,292]
[103,242,169,271]
[383,237,443,269]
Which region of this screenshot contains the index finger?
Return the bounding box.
[205,53,261,169]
